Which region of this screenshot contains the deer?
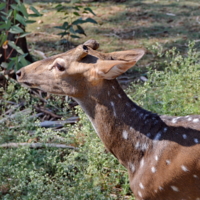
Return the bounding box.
[17,39,200,200]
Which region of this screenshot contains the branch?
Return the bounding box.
[0,142,79,150]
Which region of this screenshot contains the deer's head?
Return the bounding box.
[17,39,145,98]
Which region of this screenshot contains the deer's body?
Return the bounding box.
[17,40,200,200]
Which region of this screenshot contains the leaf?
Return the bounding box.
[73,12,80,16]
[71,0,82,3]
[54,26,66,30]
[26,20,36,24]
[0,3,6,11]
[29,6,42,17]
[1,62,8,69]
[10,4,19,11]
[9,25,24,34]
[54,4,65,12]
[8,41,24,55]
[18,3,28,18]
[0,21,11,30]
[0,34,7,47]
[72,6,80,11]
[19,56,30,67]
[63,22,69,28]
[15,14,26,26]
[7,60,15,70]
[16,32,31,38]
[28,14,42,17]
[72,18,97,25]
[69,26,76,34]
[57,32,69,37]
[84,18,97,24]
[70,35,80,39]
[76,25,86,36]
[72,18,85,25]
[84,7,96,16]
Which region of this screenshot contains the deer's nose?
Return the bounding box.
[16,70,22,79]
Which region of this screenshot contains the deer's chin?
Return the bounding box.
[20,82,38,89]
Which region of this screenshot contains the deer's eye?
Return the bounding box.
[55,63,65,71]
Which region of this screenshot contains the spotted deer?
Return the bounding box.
[17,40,200,200]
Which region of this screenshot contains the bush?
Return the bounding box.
[128,42,200,116]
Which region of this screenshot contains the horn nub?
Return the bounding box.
[83,39,99,50]
[75,44,89,61]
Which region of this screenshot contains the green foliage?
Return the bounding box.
[0,0,41,71]
[55,1,97,40]
[0,81,131,199]
[128,42,200,116]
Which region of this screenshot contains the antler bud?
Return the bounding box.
[83,39,99,50]
[74,45,89,61]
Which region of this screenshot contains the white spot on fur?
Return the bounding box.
[140,113,143,118]
[108,91,110,96]
[154,132,162,140]
[139,182,144,189]
[171,186,179,192]
[172,118,177,123]
[131,108,136,112]
[194,138,199,143]
[126,102,131,107]
[110,101,116,117]
[182,134,187,139]
[138,191,142,197]
[146,133,151,137]
[166,160,171,165]
[135,141,140,149]
[112,85,115,89]
[128,162,135,173]
[163,127,168,132]
[155,155,158,161]
[151,167,156,173]
[159,186,163,191]
[135,142,148,151]
[187,117,192,121]
[181,165,189,172]
[141,143,149,151]
[140,158,144,168]
[122,130,128,140]
[193,118,199,123]
[193,174,198,178]
[118,94,122,98]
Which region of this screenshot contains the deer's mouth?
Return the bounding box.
[21,82,38,88]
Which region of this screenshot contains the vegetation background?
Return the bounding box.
[0,0,200,199]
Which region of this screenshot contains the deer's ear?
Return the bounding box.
[95,49,145,80]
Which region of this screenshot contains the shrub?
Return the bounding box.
[128,42,200,116]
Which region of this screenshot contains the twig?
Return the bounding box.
[0,142,79,150]
[0,108,32,123]
[3,102,24,116]
[38,117,79,128]
[31,90,47,103]
[34,106,62,119]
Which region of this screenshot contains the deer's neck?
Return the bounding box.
[73,80,166,170]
